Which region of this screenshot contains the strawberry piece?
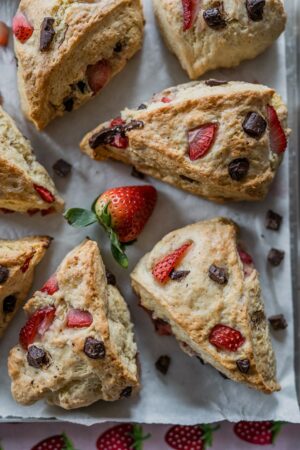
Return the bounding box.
[153,318,172,336]
[188,123,218,161]
[31,433,75,450]
[152,242,192,284]
[165,424,217,450]
[97,424,149,450]
[110,117,129,149]
[66,309,93,328]
[33,185,55,203]
[12,12,34,43]
[161,96,172,103]
[111,117,125,127]
[267,105,287,154]
[86,60,111,94]
[0,21,9,47]
[234,421,282,446]
[95,185,157,243]
[40,275,59,295]
[19,306,56,349]
[182,0,199,31]
[21,254,34,273]
[209,324,245,352]
[237,246,253,265]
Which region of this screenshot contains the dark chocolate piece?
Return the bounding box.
[120,386,132,398]
[89,120,144,149]
[83,337,106,359]
[137,103,147,110]
[236,359,250,374]
[246,0,265,21]
[3,295,17,314]
[40,17,55,51]
[205,79,228,87]
[208,265,228,285]
[203,8,226,29]
[131,167,145,179]
[169,269,190,281]
[266,210,282,231]
[114,41,123,53]
[105,269,116,286]
[77,80,87,94]
[53,159,71,177]
[63,97,74,112]
[268,248,285,267]
[268,314,288,330]
[27,346,49,368]
[242,112,267,138]
[0,266,9,284]
[155,355,171,375]
[228,158,250,181]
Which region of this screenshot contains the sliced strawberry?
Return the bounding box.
[110,117,129,149]
[209,324,245,352]
[21,254,34,273]
[161,96,172,103]
[86,60,111,94]
[267,105,287,154]
[237,247,253,265]
[234,421,282,446]
[0,21,9,47]
[182,0,199,31]
[152,242,192,284]
[12,12,34,44]
[19,306,56,349]
[188,123,218,161]
[40,275,59,295]
[111,117,125,127]
[66,309,93,328]
[33,185,55,203]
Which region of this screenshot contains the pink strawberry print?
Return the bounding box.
[267,105,287,154]
[96,424,150,450]
[165,424,218,450]
[12,12,34,43]
[31,432,75,450]
[188,123,218,161]
[234,421,282,445]
[182,0,199,31]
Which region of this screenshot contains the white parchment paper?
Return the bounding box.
[0,0,299,425]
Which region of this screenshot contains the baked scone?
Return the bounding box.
[8,239,139,410]
[131,217,280,393]
[81,80,288,202]
[153,0,286,79]
[0,235,51,338]
[0,106,64,214]
[13,0,144,129]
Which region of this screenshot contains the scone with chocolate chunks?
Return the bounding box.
[131,218,280,394]
[81,80,288,202]
[0,106,64,214]
[153,0,286,79]
[8,239,139,410]
[13,0,144,129]
[0,236,51,338]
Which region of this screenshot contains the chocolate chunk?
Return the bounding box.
[153,318,172,336]
[114,41,123,53]
[169,269,190,281]
[242,112,267,138]
[53,159,72,177]
[77,81,87,93]
[266,210,282,231]
[89,128,119,149]
[131,167,145,179]
[3,295,17,314]
[120,386,132,398]
[246,0,265,21]
[40,17,55,52]
[105,269,116,286]
[0,265,9,284]
[155,355,171,375]
[84,337,106,359]
[180,174,196,183]
[236,359,250,374]
[268,314,288,330]
[203,8,226,29]
[208,265,228,285]
[251,310,265,327]
[137,103,147,110]
[228,158,250,181]
[63,97,74,112]
[27,346,49,368]
[205,79,228,87]
[268,248,284,267]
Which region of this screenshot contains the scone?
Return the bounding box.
[153,0,286,79]
[13,0,144,129]
[81,80,288,202]
[131,218,280,393]
[8,239,139,410]
[0,236,51,338]
[0,106,64,214]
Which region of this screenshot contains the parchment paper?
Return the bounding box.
[0,0,299,425]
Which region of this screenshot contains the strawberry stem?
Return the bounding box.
[198,424,220,449]
[130,424,151,450]
[62,432,76,450]
[271,421,284,444]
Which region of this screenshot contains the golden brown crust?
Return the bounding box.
[131,218,280,393]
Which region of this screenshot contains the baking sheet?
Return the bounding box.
[0,0,299,425]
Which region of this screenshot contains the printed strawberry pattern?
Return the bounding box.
[96,424,150,450]
[31,433,76,450]
[165,424,218,450]
[234,421,283,446]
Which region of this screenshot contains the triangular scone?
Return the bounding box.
[0,236,51,338]
[14,0,144,129]
[0,107,64,214]
[8,239,139,410]
[131,218,280,394]
[80,80,288,202]
[153,0,286,79]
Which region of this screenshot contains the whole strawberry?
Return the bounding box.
[165,424,218,450]
[31,433,76,450]
[234,421,282,445]
[64,185,157,268]
[96,424,150,450]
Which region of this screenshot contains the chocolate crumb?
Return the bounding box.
[114,41,123,52]
[266,210,282,231]
[0,265,9,284]
[77,80,87,94]
[106,269,116,286]
[236,359,250,374]
[27,346,49,368]
[40,17,55,52]
[131,167,145,179]
[246,0,265,21]
[120,386,132,398]
[63,97,74,112]
[53,159,71,177]
[169,269,190,281]
[268,248,285,267]
[208,265,228,285]
[268,314,288,330]
[205,79,228,87]
[84,337,105,359]
[3,295,17,314]
[155,355,171,375]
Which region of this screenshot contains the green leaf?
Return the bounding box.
[64,208,97,228]
[130,424,151,450]
[199,424,220,449]
[62,432,77,450]
[271,421,284,444]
